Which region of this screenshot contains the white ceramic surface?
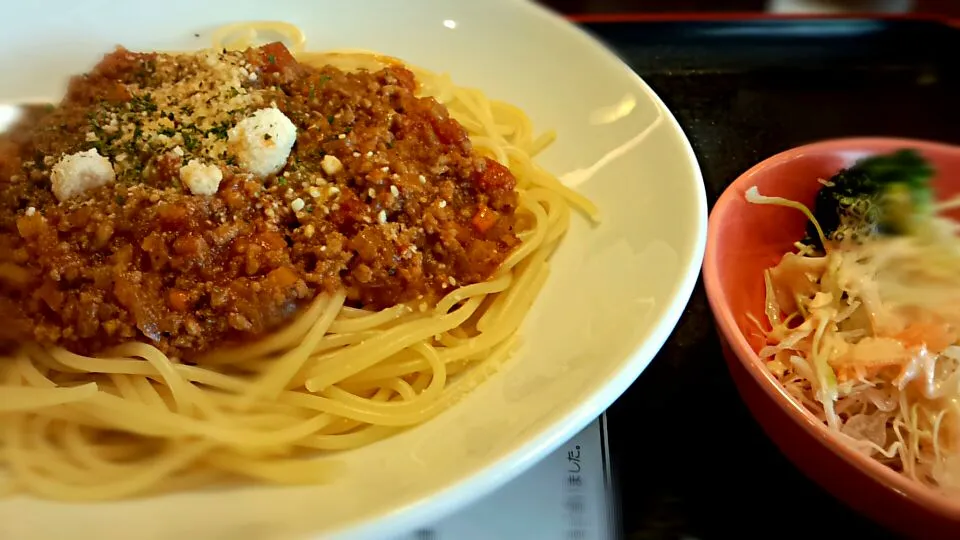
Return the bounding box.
[0,1,706,538]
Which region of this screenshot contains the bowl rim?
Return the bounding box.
[703,136,960,518]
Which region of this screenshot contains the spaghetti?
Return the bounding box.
[0,21,596,500]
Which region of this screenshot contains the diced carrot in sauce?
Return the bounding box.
[172,234,209,260]
[158,204,189,228]
[113,277,140,312]
[220,181,248,211]
[265,266,299,290]
[167,289,190,312]
[0,262,32,289]
[257,231,287,251]
[16,214,47,240]
[471,205,499,234]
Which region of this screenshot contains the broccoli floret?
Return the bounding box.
[804,149,934,249]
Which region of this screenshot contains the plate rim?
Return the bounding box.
[0,1,708,538]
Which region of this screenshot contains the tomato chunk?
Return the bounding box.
[251,42,298,75]
[474,158,517,193]
[425,98,468,146]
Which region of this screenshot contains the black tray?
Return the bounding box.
[591,18,960,540]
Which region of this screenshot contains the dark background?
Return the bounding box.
[532,10,960,540]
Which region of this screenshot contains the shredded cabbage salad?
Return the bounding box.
[746,184,960,494]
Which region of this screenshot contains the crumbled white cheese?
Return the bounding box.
[228,107,297,177]
[321,154,343,175]
[179,159,223,196]
[50,149,116,202]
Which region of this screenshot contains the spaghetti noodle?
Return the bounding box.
[0,21,596,500]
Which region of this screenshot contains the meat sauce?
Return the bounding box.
[0,43,520,359]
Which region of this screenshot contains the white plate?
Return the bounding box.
[0,1,706,538]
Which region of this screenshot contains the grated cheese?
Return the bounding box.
[321,154,343,175]
[105,49,265,180]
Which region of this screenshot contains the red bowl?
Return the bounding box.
[703,137,960,538]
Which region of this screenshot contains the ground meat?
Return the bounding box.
[0,42,520,359]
